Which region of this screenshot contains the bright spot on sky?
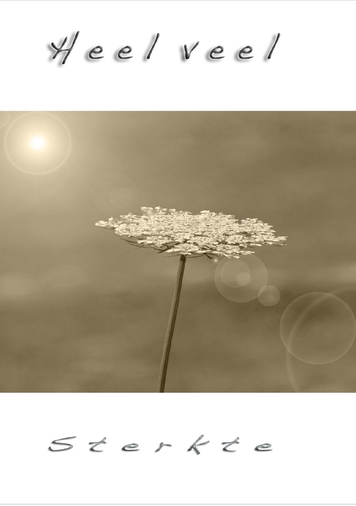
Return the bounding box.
[30,135,46,151]
[4,112,71,175]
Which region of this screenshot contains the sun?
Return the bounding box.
[5,112,71,175]
[30,135,46,151]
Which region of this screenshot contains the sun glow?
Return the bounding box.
[30,135,46,151]
[5,112,71,175]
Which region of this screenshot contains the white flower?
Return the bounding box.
[95,207,287,259]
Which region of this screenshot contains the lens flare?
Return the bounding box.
[280,292,356,365]
[5,112,71,175]
[285,286,356,391]
[0,112,11,129]
[30,135,46,151]
[214,255,268,303]
[92,175,136,214]
[258,285,280,306]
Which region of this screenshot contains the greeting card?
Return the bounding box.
[0,1,355,505]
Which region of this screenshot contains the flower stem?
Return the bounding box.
[158,254,186,393]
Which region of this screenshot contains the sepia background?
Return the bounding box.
[0,111,356,392]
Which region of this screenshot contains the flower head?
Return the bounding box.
[95,207,287,259]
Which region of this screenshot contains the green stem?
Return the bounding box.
[158,255,186,393]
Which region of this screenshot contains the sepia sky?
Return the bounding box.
[0,112,356,392]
